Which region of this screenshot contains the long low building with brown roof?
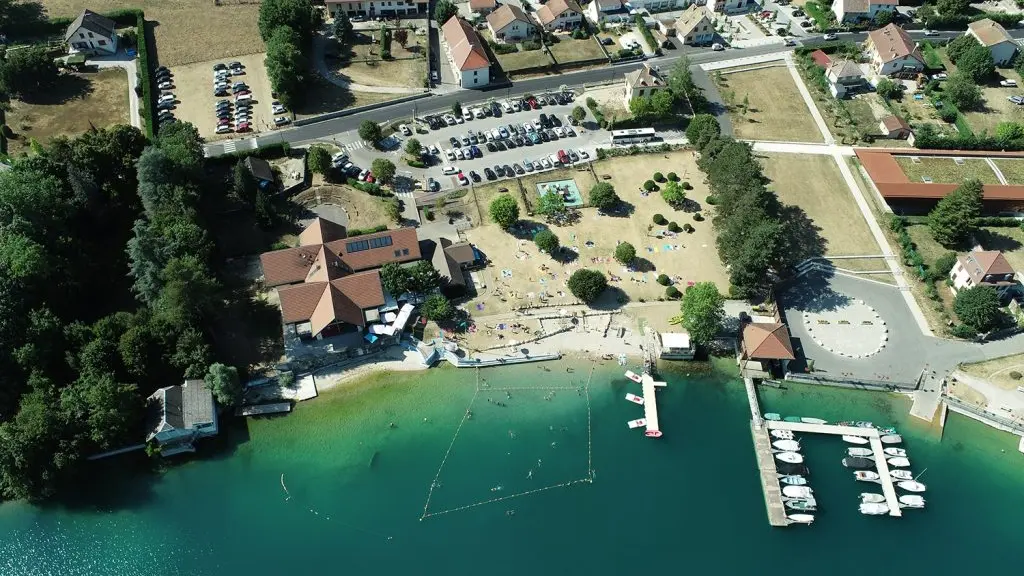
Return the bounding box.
[441,16,491,88]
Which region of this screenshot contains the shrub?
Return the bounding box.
[705,195,718,205]
[668,222,681,233]
[567,269,608,303]
[653,214,667,225]
[492,42,518,54]
[406,159,426,168]
[643,180,657,191]
[683,223,694,233]
[586,97,597,109]
[522,40,542,51]
[693,212,704,222]
[950,323,977,339]
[535,229,560,253]
[665,286,681,299]
[1010,371,1022,380]
[614,242,636,265]
[667,172,679,181]
[424,208,434,220]
[489,194,520,229]
[653,172,665,182]
[933,252,958,278]
[657,274,670,286]
[681,181,693,190]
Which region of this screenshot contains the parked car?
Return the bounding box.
[237,123,251,132]
[800,20,812,28]
[461,135,471,146]
[461,109,473,122]
[158,101,175,110]
[554,127,565,137]
[1000,79,1018,87]
[232,82,248,92]
[272,104,287,115]
[156,65,170,74]
[473,108,486,119]
[471,145,481,158]
[524,159,534,171]
[158,81,174,90]
[457,172,469,185]
[427,177,439,191]
[429,144,440,155]
[400,123,412,135]
[446,149,456,160]
[712,43,725,51]
[792,8,804,16]
[502,101,513,113]
[332,152,348,166]
[564,127,576,137]
[513,163,524,175]
[470,170,481,182]
[213,62,228,71]
[158,94,175,103]
[444,114,457,125]
[784,38,796,47]
[579,150,589,159]
[455,148,465,160]
[484,167,496,180]
[931,72,948,80]
[490,102,502,116]
[923,29,938,36]
[494,164,505,177]
[229,61,244,69]
[601,37,614,46]
[823,33,838,41]
[540,157,551,169]
[1007,95,1024,105]
[215,125,232,134]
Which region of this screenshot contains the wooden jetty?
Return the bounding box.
[237,402,292,417]
[640,373,666,438]
[750,421,790,526]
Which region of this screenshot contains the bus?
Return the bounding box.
[610,128,657,146]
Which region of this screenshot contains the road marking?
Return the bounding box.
[223,140,237,153]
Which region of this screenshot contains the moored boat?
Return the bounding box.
[785,498,817,511]
[772,439,801,452]
[843,456,875,469]
[775,451,804,464]
[764,413,782,421]
[847,447,873,457]
[842,435,869,445]
[890,469,913,480]
[899,495,926,508]
[859,502,889,515]
[883,447,906,457]
[782,486,814,498]
[855,470,881,482]
[860,493,885,504]
[854,421,874,429]
[877,427,897,435]
[887,456,911,467]
[880,434,902,444]
[779,475,807,486]
[801,417,828,425]
[787,513,814,524]
[784,416,802,423]
[898,480,927,493]
[770,429,794,440]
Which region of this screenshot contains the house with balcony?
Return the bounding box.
[825,59,865,98]
[864,24,925,77]
[586,0,630,24]
[536,0,584,31]
[950,250,1019,301]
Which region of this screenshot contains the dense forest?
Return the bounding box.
[0,123,222,500]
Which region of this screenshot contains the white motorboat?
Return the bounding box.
[847,447,873,457]
[779,475,807,486]
[854,470,880,482]
[887,456,911,467]
[771,430,795,440]
[880,434,903,444]
[785,498,817,511]
[899,495,926,508]
[883,447,907,457]
[898,480,927,493]
[890,469,914,481]
[775,451,804,464]
[842,435,869,445]
[801,417,828,425]
[782,486,814,498]
[860,493,886,504]
[764,413,782,421]
[859,502,889,515]
[787,514,814,524]
[773,439,801,452]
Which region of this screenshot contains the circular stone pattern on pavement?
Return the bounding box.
[801,299,888,358]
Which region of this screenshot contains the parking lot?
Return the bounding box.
[168,53,279,140]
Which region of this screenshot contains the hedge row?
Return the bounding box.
[912,130,1024,151]
[923,11,1021,31]
[903,215,1021,227]
[207,142,292,165]
[133,12,156,139]
[347,225,389,237]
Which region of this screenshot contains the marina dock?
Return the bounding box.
[640,373,666,438]
[764,421,902,517]
[750,422,790,526]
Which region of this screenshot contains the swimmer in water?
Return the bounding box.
[527,469,533,479]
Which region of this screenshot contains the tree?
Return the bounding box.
[680,282,725,346]
[435,0,459,26]
[686,114,720,150]
[489,194,520,229]
[60,372,140,450]
[661,180,686,208]
[946,34,979,63]
[358,120,383,145]
[944,71,982,111]
[155,256,221,327]
[956,45,995,83]
[306,145,331,174]
[567,269,607,304]
[954,286,1001,333]
[614,242,636,265]
[651,90,674,119]
[571,106,587,123]
[451,100,462,116]
[936,0,970,17]
[996,121,1024,141]
[379,262,412,296]
[264,27,307,109]
[233,159,258,203]
[589,183,620,212]
[0,45,59,99]
[421,293,454,321]
[204,363,243,407]
[394,28,409,47]
[667,55,704,110]
[405,138,422,156]
[408,260,441,293]
[874,9,894,27]
[927,178,983,246]
[371,158,396,184]
[875,78,899,100]
[536,188,567,221]
[384,198,402,223]
[333,11,353,44]
[258,0,317,43]
[534,229,560,253]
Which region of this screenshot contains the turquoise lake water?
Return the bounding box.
[1,359,1022,576]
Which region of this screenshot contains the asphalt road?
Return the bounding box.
[204,28,997,156]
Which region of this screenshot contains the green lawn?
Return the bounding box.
[894,156,1000,185]
[920,41,945,70]
[496,49,554,73]
[548,37,607,64]
[803,1,833,30]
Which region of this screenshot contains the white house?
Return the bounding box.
[831,0,897,24]
[441,16,491,88]
[536,0,584,31]
[967,18,1019,66]
[487,4,536,44]
[659,332,695,360]
[629,0,687,12]
[825,59,864,98]
[674,5,715,46]
[324,0,427,18]
[708,0,757,15]
[623,62,669,106]
[586,0,630,23]
[950,250,1019,299]
[146,380,219,457]
[864,24,925,77]
[64,10,118,56]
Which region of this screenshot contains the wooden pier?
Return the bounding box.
[750,421,790,527]
[237,402,292,416]
[640,373,666,438]
[765,421,902,517]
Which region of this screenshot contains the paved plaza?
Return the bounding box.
[799,299,888,358]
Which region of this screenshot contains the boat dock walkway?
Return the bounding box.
[640,373,666,437]
[765,421,902,517]
[744,377,763,427]
[237,402,292,416]
[750,421,790,527]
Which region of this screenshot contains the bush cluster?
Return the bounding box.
[653,214,667,225]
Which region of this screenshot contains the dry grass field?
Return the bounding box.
[962,69,1024,135]
[976,226,1024,272]
[293,76,401,120]
[169,53,273,139]
[293,185,390,232]
[547,38,606,64]
[460,150,729,315]
[495,49,555,73]
[5,69,128,155]
[715,65,823,143]
[40,0,265,66]
[327,32,426,88]
[960,353,1024,391]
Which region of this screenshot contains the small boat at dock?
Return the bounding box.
[775,451,804,464]
[801,417,828,425]
[847,447,873,458]
[771,430,795,440]
[624,371,642,383]
[883,447,906,457]
[782,486,813,498]
[877,427,897,435]
[625,393,644,405]
[626,418,647,429]
[898,480,927,493]
[779,475,807,486]
[784,416,802,423]
[842,435,869,445]
[860,493,885,504]
[887,457,911,467]
[859,502,889,515]
[843,456,875,469]
[787,514,814,524]
[890,469,914,480]
[855,470,881,482]
[880,434,903,444]
[854,421,874,429]
[785,498,817,511]
[764,413,781,421]
[899,495,926,508]
[772,439,801,452]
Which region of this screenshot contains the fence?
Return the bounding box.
[943,394,1024,435]
[785,372,920,392]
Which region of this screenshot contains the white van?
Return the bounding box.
[235,94,252,103]
[441,165,458,175]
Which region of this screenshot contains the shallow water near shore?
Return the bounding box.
[1,359,1022,575]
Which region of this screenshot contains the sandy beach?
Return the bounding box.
[312,347,429,392]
